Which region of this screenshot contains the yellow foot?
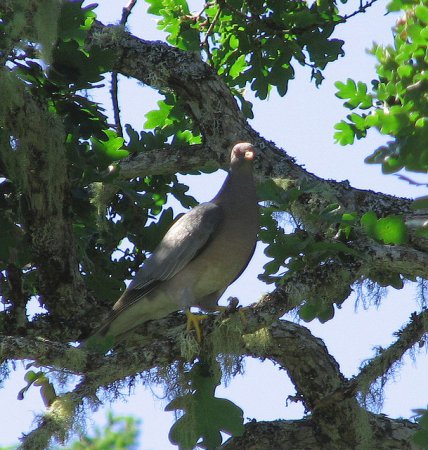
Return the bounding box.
[185,311,208,342]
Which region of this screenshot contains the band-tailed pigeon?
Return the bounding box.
[85,142,258,349]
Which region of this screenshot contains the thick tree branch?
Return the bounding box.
[245,320,345,411]
[244,320,370,448]
[367,241,428,278]
[118,143,218,178]
[0,290,290,377]
[221,415,418,450]
[239,319,422,448]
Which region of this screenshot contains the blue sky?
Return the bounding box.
[1,2,427,449]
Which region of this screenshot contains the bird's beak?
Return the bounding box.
[244,150,255,160]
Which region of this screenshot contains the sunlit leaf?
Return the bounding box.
[375,216,407,244]
[166,361,244,449]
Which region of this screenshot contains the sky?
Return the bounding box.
[1,1,427,449]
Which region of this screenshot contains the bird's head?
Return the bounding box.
[230,142,255,168]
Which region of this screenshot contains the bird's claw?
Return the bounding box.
[185,310,208,342]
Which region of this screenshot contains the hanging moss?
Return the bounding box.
[3,0,60,64]
[178,331,200,362]
[0,72,31,195]
[33,0,61,64]
[243,327,272,355]
[208,313,246,384]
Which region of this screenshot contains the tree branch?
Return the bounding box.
[221,415,418,450]
[19,379,97,450]
[118,143,218,178]
[343,0,379,21]
[7,304,425,448]
[352,308,428,395]
[237,319,422,448]
[245,320,345,410]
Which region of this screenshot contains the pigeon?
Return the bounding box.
[84,142,258,349]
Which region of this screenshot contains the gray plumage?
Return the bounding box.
[85,142,258,347]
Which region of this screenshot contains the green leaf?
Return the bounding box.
[144,101,174,129]
[92,130,129,165]
[374,216,407,244]
[349,113,367,131]
[397,64,413,78]
[415,4,428,24]
[361,211,378,237]
[229,54,247,79]
[335,79,372,110]
[18,370,56,406]
[335,78,357,100]
[381,155,403,174]
[362,212,407,244]
[342,212,358,223]
[146,0,163,15]
[340,212,358,238]
[24,370,39,384]
[34,375,57,407]
[334,121,355,145]
[299,301,319,322]
[166,361,244,449]
[318,303,335,323]
[57,0,96,44]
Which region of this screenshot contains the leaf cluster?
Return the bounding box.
[147,0,346,108]
[334,0,428,178]
[0,1,196,335]
[258,178,411,323]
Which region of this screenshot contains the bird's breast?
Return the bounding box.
[166,207,258,304]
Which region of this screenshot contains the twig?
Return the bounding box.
[111,0,138,137]
[110,73,122,137]
[201,5,222,47]
[343,0,378,21]
[121,0,138,24]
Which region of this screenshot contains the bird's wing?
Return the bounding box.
[112,202,223,313]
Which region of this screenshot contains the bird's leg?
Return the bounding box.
[185,298,245,341]
[185,310,209,342]
[225,296,239,312]
[217,297,247,324]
